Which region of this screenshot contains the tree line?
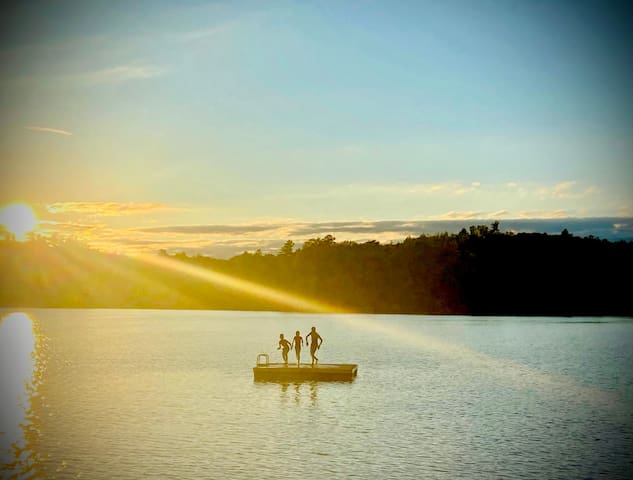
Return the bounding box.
[1,223,631,315]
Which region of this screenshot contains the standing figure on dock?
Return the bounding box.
[306,326,323,366]
[278,333,292,365]
[291,330,303,367]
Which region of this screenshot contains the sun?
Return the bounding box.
[0,203,38,241]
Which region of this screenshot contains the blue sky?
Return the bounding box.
[1,0,631,256]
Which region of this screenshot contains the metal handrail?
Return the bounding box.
[256,353,269,366]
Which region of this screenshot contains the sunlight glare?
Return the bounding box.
[0,203,38,241]
[0,313,36,460]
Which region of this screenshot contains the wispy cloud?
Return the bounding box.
[516,210,569,219]
[74,63,166,84]
[489,210,510,218]
[175,15,256,46]
[25,126,73,136]
[314,182,483,197]
[537,181,597,200]
[293,181,505,200]
[178,24,233,43]
[293,180,601,208]
[141,224,286,235]
[552,181,577,198]
[46,202,181,216]
[435,211,484,220]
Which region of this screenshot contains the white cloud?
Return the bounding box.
[74,63,166,84]
[489,210,510,218]
[25,126,73,136]
[516,210,569,219]
[178,24,233,43]
[434,211,484,220]
[323,182,482,197]
[46,202,181,216]
[552,181,577,198]
[533,181,598,200]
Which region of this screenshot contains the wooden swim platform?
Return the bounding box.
[253,354,358,382]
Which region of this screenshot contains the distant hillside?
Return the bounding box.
[1,224,631,316]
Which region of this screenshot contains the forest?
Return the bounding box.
[1,223,631,316]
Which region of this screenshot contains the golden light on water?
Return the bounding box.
[0,203,38,241]
[335,314,620,410]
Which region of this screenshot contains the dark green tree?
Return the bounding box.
[279,240,295,256]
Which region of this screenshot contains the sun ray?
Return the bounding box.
[56,245,207,309]
[135,253,345,313]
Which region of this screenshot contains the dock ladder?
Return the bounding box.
[256,353,269,366]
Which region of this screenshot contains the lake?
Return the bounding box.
[1,309,632,479]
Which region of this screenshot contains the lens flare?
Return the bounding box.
[0,203,38,241]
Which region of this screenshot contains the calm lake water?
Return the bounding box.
[1,309,632,479]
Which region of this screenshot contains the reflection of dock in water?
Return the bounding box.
[253,354,358,382]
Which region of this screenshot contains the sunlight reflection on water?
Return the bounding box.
[335,314,625,412]
[0,312,42,479]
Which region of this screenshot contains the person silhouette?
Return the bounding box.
[305,326,323,366]
[277,333,291,365]
[291,330,303,367]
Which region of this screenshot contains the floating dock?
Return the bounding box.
[253,354,358,382]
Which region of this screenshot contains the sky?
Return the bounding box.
[1,0,632,257]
